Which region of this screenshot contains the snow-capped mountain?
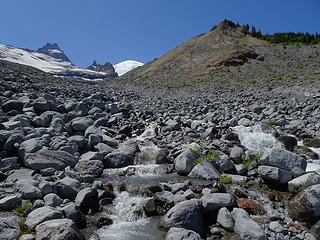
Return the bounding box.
[0,43,116,80]
[113,60,144,76]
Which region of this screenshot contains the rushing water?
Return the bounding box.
[232,125,283,151]
[96,191,166,240]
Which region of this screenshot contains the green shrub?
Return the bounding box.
[13,201,32,214]
[193,150,220,165]
[265,119,278,126]
[218,175,232,184]
[242,152,263,169]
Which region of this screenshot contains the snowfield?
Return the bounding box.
[114,60,144,76]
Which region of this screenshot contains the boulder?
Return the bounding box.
[35,219,85,240]
[62,203,87,229]
[160,199,204,235]
[288,173,320,192]
[1,100,23,113]
[174,149,197,175]
[188,161,220,180]
[258,165,292,184]
[288,184,320,224]
[260,148,307,176]
[4,133,25,154]
[25,150,78,170]
[44,193,63,207]
[201,193,235,214]
[166,227,201,240]
[26,206,63,230]
[0,212,20,240]
[56,177,81,200]
[74,160,104,177]
[75,188,99,214]
[232,208,266,240]
[217,207,234,231]
[0,195,22,211]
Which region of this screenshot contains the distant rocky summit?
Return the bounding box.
[37,43,73,64]
[87,61,118,77]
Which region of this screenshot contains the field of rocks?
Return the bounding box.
[1,71,320,240]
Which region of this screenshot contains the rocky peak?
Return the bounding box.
[87,61,118,77]
[37,43,72,64]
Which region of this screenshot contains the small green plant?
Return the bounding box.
[193,150,220,165]
[218,175,232,184]
[242,152,263,169]
[17,219,35,239]
[163,202,174,211]
[139,152,152,162]
[13,201,32,214]
[265,119,278,126]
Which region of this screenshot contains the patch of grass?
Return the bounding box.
[218,175,232,184]
[13,201,32,214]
[248,79,258,85]
[193,149,220,166]
[242,152,263,169]
[17,219,35,239]
[163,202,174,211]
[139,152,152,162]
[265,119,278,126]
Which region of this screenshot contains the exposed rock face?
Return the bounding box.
[0,212,20,240]
[25,206,63,230]
[37,43,72,63]
[87,61,118,77]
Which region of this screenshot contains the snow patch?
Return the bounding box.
[114,60,144,76]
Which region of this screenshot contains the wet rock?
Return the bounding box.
[35,218,85,240]
[277,135,297,151]
[160,199,204,235]
[26,206,63,230]
[96,216,113,228]
[165,227,201,240]
[75,188,99,214]
[62,203,87,229]
[188,161,220,180]
[303,139,320,148]
[25,150,78,170]
[143,199,158,217]
[232,208,266,240]
[294,146,319,159]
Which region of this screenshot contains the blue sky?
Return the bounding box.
[1,0,319,67]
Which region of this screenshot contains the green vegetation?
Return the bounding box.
[193,149,220,166]
[211,19,240,31]
[17,219,35,238]
[139,152,152,162]
[242,152,263,169]
[163,202,174,211]
[13,201,32,214]
[265,119,278,126]
[218,175,232,184]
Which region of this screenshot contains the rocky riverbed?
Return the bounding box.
[1,76,320,240]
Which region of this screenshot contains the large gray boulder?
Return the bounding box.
[160,199,204,235]
[72,117,93,131]
[25,150,78,170]
[35,219,85,240]
[260,148,307,176]
[232,208,266,240]
[0,212,20,240]
[0,157,20,172]
[217,207,234,231]
[56,177,81,200]
[4,133,25,154]
[0,195,22,211]
[288,173,320,192]
[75,188,99,214]
[174,149,197,175]
[74,160,104,177]
[166,227,201,240]
[201,193,235,214]
[103,140,139,168]
[18,138,44,159]
[258,165,292,184]
[17,182,42,200]
[26,206,63,230]
[288,184,320,223]
[1,100,23,113]
[188,161,220,180]
[61,203,87,229]
[44,193,63,207]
